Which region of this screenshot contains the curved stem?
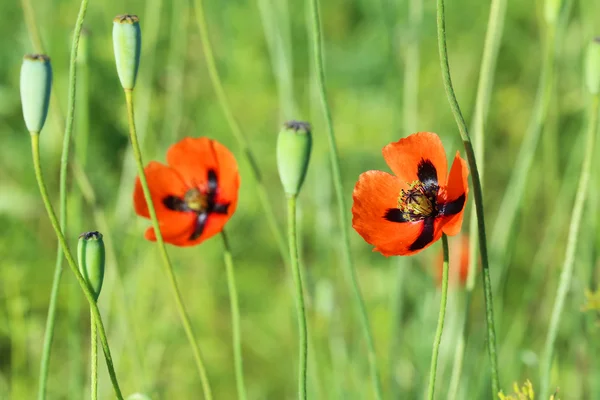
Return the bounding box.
[426,235,449,400]
[37,0,89,397]
[191,0,287,264]
[90,310,98,400]
[30,133,123,400]
[307,0,383,398]
[287,195,308,399]
[435,0,499,395]
[540,94,600,399]
[221,231,247,400]
[124,89,213,399]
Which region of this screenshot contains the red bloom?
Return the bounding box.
[133,137,240,247]
[352,132,469,256]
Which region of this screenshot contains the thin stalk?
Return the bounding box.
[426,235,449,400]
[540,95,600,399]
[221,230,247,400]
[90,310,98,400]
[37,0,89,398]
[435,0,499,395]
[191,0,288,263]
[30,133,123,399]
[123,89,213,399]
[447,0,507,395]
[287,195,308,399]
[307,0,383,398]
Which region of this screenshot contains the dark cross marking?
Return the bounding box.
[409,216,435,251]
[417,158,438,194]
[384,208,410,223]
[438,194,466,217]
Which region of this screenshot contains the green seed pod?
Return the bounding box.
[544,0,562,24]
[125,394,152,400]
[20,54,52,133]
[585,38,600,95]
[78,231,105,301]
[277,121,312,196]
[112,14,141,90]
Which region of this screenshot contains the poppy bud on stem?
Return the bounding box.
[277,121,312,197]
[585,38,600,95]
[78,231,105,301]
[113,14,141,90]
[20,54,52,134]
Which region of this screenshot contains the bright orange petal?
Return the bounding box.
[133,162,188,219]
[166,137,240,206]
[352,170,425,256]
[144,212,196,245]
[382,132,448,187]
[439,151,469,236]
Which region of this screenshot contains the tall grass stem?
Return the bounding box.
[123,89,213,399]
[90,310,98,400]
[287,195,308,399]
[426,235,449,400]
[540,94,600,399]
[192,0,288,264]
[307,0,383,398]
[221,230,247,400]
[435,0,500,394]
[37,0,89,397]
[30,133,123,399]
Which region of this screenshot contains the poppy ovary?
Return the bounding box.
[397,181,438,221]
[184,188,209,212]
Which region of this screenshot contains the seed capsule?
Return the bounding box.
[112,15,141,90]
[78,231,106,301]
[277,121,312,196]
[20,54,52,133]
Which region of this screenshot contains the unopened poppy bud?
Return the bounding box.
[78,231,105,301]
[112,14,141,90]
[585,38,600,95]
[277,121,312,196]
[20,54,52,133]
[544,0,562,24]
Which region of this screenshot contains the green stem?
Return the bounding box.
[221,230,247,400]
[540,94,600,399]
[435,0,499,395]
[90,309,98,400]
[37,0,89,398]
[30,133,123,400]
[307,0,383,398]
[426,235,449,400]
[191,0,288,264]
[448,0,507,395]
[287,195,308,399]
[123,89,213,400]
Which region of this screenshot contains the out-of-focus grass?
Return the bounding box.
[1,0,598,398]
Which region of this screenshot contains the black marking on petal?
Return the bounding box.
[417,159,438,191]
[207,169,218,206]
[384,208,410,223]
[409,217,435,251]
[438,194,466,216]
[190,212,208,240]
[213,203,230,215]
[163,196,187,211]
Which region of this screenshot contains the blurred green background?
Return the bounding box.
[1,0,600,398]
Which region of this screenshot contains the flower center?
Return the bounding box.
[184,188,208,212]
[397,181,437,221]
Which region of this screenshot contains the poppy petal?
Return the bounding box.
[439,151,469,236]
[133,162,188,220]
[382,132,448,187]
[144,212,196,244]
[352,170,426,256]
[150,213,230,247]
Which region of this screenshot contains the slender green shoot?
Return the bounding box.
[540,94,600,399]
[30,133,123,399]
[90,310,98,400]
[191,0,288,264]
[427,235,449,400]
[37,0,89,397]
[287,195,308,399]
[123,89,213,399]
[435,0,500,394]
[221,230,247,400]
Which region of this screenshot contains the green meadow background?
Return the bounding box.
[1,0,600,398]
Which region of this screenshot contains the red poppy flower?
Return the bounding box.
[133,137,240,247]
[352,132,469,256]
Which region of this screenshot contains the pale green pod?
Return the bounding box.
[544,0,562,24]
[20,54,52,133]
[125,394,152,400]
[585,38,600,95]
[277,121,312,196]
[112,15,141,90]
[78,231,105,301]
